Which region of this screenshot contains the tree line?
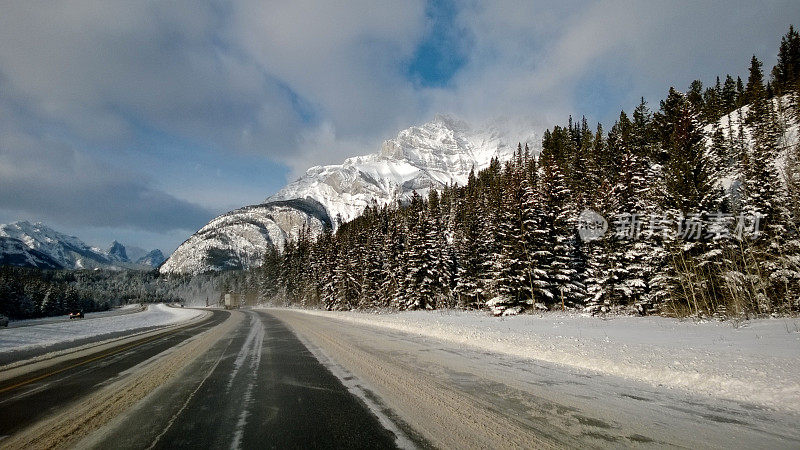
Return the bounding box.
[0,267,182,319]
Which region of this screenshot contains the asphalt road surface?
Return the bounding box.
[89,309,402,449]
[0,310,229,439]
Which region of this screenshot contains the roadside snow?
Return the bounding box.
[286,309,800,412]
[0,304,203,354]
[7,304,142,328]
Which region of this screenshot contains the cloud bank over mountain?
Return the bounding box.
[0,1,796,251]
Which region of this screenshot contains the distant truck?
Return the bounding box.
[224,293,240,310]
[69,310,84,319]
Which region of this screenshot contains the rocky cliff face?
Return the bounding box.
[159,115,536,275]
[158,200,331,275]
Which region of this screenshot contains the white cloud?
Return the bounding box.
[0,0,798,250]
[434,0,798,127]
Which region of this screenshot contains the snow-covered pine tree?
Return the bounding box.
[771,25,800,94]
[781,135,800,310]
[333,240,361,310]
[609,149,652,308]
[656,88,724,314]
[427,189,451,307]
[539,158,580,309]
[410,210,436,310]
[360,212,385,308]
[476,168,503,306]
[582,179,617,314]
[741,96,798,312]
[452,184,486,308]
[378,209,404,308]
[311,227,337,308]
[521,174,552,308]
[489,159,532,315]
[400,192,439,310]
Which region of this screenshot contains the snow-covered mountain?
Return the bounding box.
[0,221,162,270]
[160,115,537,275]
[0,236,63,270]
[107,240,128,261]
[135,249,166,267]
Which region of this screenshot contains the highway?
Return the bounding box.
[88,310,402,449]
[2,306,798,449]
[0,304,188,366]
[0,310,229,440]
[5,305,146,329]
[0,309,408,449]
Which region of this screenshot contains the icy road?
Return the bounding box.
[0,307,798,448]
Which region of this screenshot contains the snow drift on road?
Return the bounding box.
[0,304,203,354]
[286,309,800,412]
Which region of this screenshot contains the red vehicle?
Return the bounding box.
[69,311,84,319]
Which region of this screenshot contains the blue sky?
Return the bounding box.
[0,1,797,253]
[407,0,467,88]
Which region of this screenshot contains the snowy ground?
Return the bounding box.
[0,304,204,355]
[271,309,800,447]
[283,308,800,414]
[6,304,142,328]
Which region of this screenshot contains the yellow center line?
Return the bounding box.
[0,320,203,395]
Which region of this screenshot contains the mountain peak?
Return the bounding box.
[431,113,470,132]
[136,249,165,267]
[1,221,164,270]
[107,240,128,262]
[161,116,536,275]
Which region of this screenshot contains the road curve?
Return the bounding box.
[0,304,202,366]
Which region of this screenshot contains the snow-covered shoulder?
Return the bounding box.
[279,308,800,413]
[0,304,204,354]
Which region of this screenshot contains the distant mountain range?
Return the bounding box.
[0,221,164,270]
[160,115,537,275]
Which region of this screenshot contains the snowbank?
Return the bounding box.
[0,304,204,353]
[7,304,142,328]
[286,309,800,412]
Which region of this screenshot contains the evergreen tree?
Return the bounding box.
[720,74,737,114]
[772,25,800,93]
[658,90,717,213]
[688,80,705,114]
[539,159,580,308]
